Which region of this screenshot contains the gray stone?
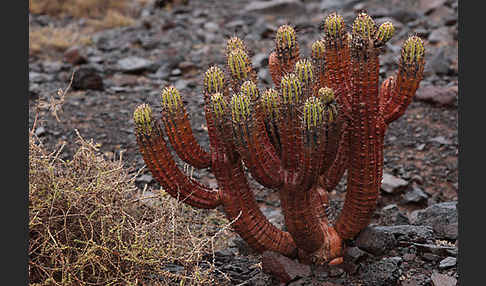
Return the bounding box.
[380,204,410,225]
[42,61,63,73]
[429,136,452,145]
[428,27,453,45]
[402,185,429,204]
[174,79,189,91]
[203,22,219,33]
[136,174,153,184]
[245,0,305,15]
[29,72,54,83]
[415,84,457,107]
[34,126,46,137]
[252,53,267,69]
[117,57,155,74]
[171,68,182,76]
[438,257,456,269]
[345,246,367,263]
[426,47,453,76]
[382,225,434,242]
[411,242,457,257]
[152,64,171,80]
[431,271,457,286]
[381,173,409,194]
[410,201,458,240]
[356,225,397,255]
[419,0,447,14]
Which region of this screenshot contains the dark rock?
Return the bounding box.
[381,173,409,194]
[379,225,434,243]
[360,257,401,286]
[380,204,410,225]
[245,0,306,16]
[422,252,441,262]
[261,251,311,284]
[430,271,457,286]
[117,57,156,74]
[312,265,329,281]
[356,225,397,255]
[410,201,458,240]
[438,257,456,269]
[328,266,344,277]
[72,67,104,91]
[415,85,457,107]
[344,246,367,263]
[402,185,429,204]
[29,88,39,101]
[63,46,87,65]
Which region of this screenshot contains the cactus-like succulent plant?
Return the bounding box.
[133,11,425,267]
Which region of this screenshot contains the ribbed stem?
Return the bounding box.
[162,111,211,169]
[334,44,382,239]
[135,125,220,209]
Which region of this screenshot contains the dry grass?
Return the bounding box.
[29,0,140,19]
[29,0,146,57]
[29,86,235,285]
[29,25,92,57]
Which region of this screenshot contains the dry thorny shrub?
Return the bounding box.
[29,77,235,285]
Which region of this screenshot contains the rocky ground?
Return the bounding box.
[29,0,458,285]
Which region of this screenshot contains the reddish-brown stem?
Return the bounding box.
[320,121,349,192]
[135,125,220,209]
[280,175,324,255]
[324,37,352,102]
[277,107,302,172]
[384,62,425,124]
[269,52,283,88]
[233,120,283,189]
[211,126,297,256]
[162,111,211,169]
[334,47,382,239]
